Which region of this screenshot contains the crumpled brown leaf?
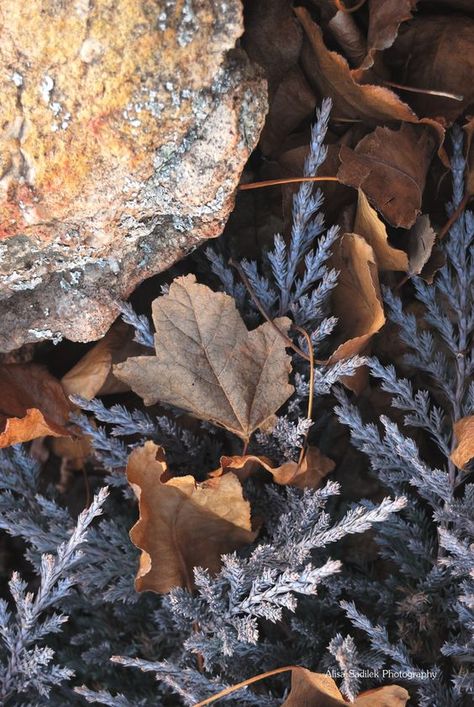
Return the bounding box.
[220,446,335,490]
[361,0,417,70]
[354,189,409,271]
[338,124,436,228]
[126,441,257,593]
[295,7,420,125]
[114,275,294,443]
[327,233,385,363]
[61,320,147,400]
[283,667,410,706]
[0,364,72,447]
[450,416,474,470]
[385,14,474,123]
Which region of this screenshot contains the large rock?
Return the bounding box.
[0,0,267,351]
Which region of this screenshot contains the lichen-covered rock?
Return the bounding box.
[0,0,267,351]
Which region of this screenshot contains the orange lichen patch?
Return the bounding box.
[0,0,242,236]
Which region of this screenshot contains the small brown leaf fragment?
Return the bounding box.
[127,442,257,593]
[61,321,147,400]
[283,667,409,706]
[361,0,417,70]
[295,7,418,125]
[0,364,72,447]
[354,189,409,271]
[406,214,437,276]
[221,446,335,490]
[327,234,385,363]
[450,416,474,470]
[114,275,294,443]
[338,124,436,228]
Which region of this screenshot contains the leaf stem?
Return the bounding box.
[229,259,311,362]
[193,665,296,707]
[238,176,339,192]
[293,325,315,467]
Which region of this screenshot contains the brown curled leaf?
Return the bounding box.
[127,441,257,594]
[450,416,474,470]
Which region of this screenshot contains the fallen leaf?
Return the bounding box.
[221,446,335,490]
[295,6,419,125]
[354,189,409,271]
[328,10,367,67]
[114,275,294,443]
[61,320,146,400]
[126,441,257,593]
[450,416,474,470]
[338,124,436,228]
[283,667,410,706]
[406,214,437,275]
[361,0,417,70]
[385,14,474,123]
[327,234,385,363]
[0,364,72,447]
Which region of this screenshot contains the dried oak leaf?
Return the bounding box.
[114,275,294,443]
[354,189,409,271]
[127,441,257,593]
[283,667,409,706]
[327,233,385,364]
[221,446,335,490]
[0,363,72,447]
[385,15,474,123]
[361,0,417,70]
[295,7,421,125]
[450,416,474,470]
[338,124,436,228]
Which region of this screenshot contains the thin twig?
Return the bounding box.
[293,325,315,467]
[238,176,339,192]
[383,80,463,102]
[193,666,296,707]
[229,259,311,362]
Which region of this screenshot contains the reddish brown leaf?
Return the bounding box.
[221,446,335,490]
[338,124,436,228]
[361,0,417,70]
[385,15,474,123]
[126,442,257,593]
[450,416,474,470]
[0,364,72,447]
[295,6,419,124]
[114,275,294,443]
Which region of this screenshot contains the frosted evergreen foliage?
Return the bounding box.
[335,128,474,705]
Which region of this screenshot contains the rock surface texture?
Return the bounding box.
[0,0,267,351]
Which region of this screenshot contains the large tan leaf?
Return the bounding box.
[338,124,436,229]
[62,321,146,400]
[327,234,385,364]
[295,6,418,125]
[450,416,474,470]
[114,275,294,443]
[283,667,409,706]
[221,446,335,490]
[0,364,72,447]
[127,441,257,593]
[354,190,409,271]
